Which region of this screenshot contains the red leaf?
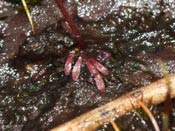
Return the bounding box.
[64,54,74,76]
[90,58,109,76]
[72,56,82,81]
[94,74,105,92]
[86,59,99,76]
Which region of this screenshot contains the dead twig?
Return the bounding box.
[51,74,175,131]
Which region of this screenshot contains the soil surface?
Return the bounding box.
[0,0,175,130]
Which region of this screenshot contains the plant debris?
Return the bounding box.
[0,0,175,130]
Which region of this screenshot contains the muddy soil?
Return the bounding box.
[0,0,175,130]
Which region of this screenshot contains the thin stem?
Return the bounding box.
[137,101,160,131]
[54,0,85,50]
[21,0,36,34]
[111,121,120,131]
